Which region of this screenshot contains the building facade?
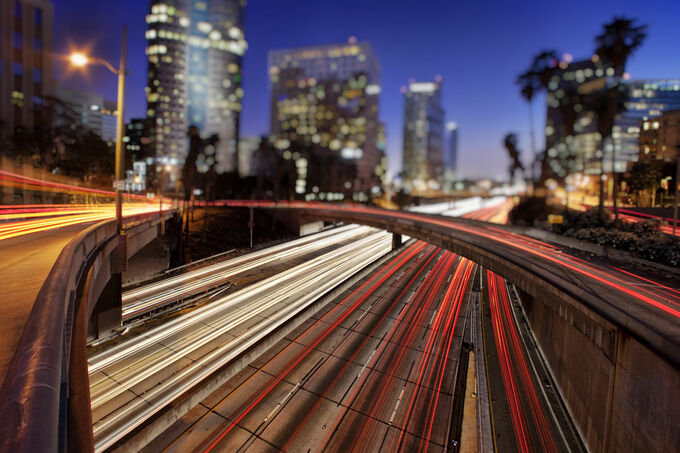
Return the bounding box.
[401,79,445,192]
[0,0,53,138]
[545,57,680,178]
[268,40,382,198]
[640,109,680,162]
[237,135,260,177]
[544,57,609,179]
[445,121,458,174]
[145,0,247,184]
[54,87,118,143]
[124,118,153,161]
[101,100,118,144]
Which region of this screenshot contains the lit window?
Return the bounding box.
[197,21,212,33]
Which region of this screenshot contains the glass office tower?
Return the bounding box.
[145,0,247,184]
[268,40,381,199]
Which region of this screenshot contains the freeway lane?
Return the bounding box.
[481,270,584,453]
[90,226,393,451]
[145,243,474,452]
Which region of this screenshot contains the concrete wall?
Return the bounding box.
[123,236,170,287]
[520,290,680,453]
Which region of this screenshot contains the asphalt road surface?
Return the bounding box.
[144,242,477,453]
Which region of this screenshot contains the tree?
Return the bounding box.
[593,17,647,218]
[516,50,560,187]
[503,133,525,184]
[626,159,662,207]
[586,84,628,215]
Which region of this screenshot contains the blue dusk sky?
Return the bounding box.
[53,0,680,180]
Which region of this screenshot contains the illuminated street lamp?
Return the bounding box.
[69,27,127,232]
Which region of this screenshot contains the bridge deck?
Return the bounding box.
[0,223,93,386]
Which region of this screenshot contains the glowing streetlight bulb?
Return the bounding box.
[70,52,90,67]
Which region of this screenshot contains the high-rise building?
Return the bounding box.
[544,57,609,179]
[268,40,382,198]
[545,56,680,177]
[445,121,458,174]
[124,118,153,161]
[640,109,680,162]
[145,0,247,184]
[238,136,260,177]
[401,79,445,192]
[54,87,117,143]
[101,100,118,144]
[614,80,680,169]
[0,0,53,138]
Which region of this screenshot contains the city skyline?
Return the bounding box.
[52,0,680,180]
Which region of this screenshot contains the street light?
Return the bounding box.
[69,26,127,232]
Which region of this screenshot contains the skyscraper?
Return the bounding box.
[0,0,53,138]
[401,79,445,192]
[54,87,119,145]
[445,121,458,174]
[544,56,680,177]
[268,40,382,198]
[145,0,247,185]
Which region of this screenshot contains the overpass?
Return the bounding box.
[0,209,179,452]
[1,201,679,453]
[219,201,680,453]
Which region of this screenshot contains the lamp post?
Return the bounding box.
[69,26,127,232]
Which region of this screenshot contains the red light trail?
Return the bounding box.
[216,201,680,320]
[486,270,559,453]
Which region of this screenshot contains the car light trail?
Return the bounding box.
[196,241,431,453]
[0,170,171,241]
[278,243,438,452]
[0,203,167,240]
[90,227,393,452]
[486,270,558,453]
[121,224,371,320]
[218,201,680,320]
[348,251,457,451]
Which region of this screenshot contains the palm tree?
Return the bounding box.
[503,133,525,184]
[516,50,560,187]
[588,84,628,216]
[593,17,647,218]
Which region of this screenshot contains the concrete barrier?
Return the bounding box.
[0,210,177,453]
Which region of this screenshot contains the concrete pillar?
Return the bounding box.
[91,273,122,339]
[89,235,126,339]
[392,233,403,250]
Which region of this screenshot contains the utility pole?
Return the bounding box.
[114,26,127,232]
[674,150,679,237]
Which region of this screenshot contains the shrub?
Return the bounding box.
[552,211,679,266]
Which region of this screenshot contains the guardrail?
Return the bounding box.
[0,210,176,453]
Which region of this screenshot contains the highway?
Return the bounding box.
[141,241,582,453]
[216,202,680,340]
[121,224,379,321]
[89,225,393,452]
[140,241,472,452]
[481,270,584,453]
[0,223,97,385]
[408,195,509,221]
[0,169,167,241]
[0,197,167,385]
